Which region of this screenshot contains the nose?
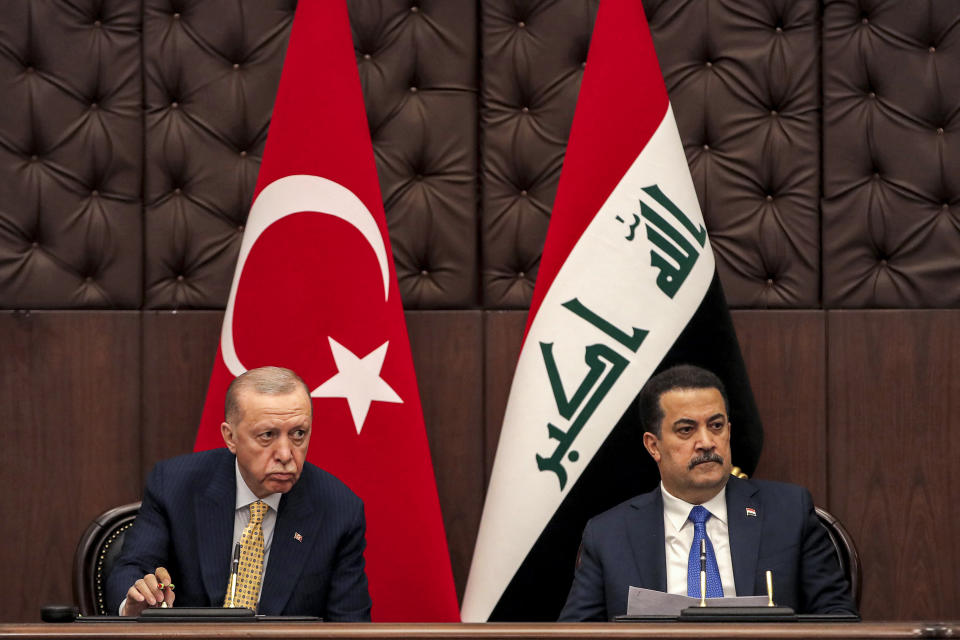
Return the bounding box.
[695,425,717,451]
[273,437,294,466]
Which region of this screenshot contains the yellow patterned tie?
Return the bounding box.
[225,500,268,610]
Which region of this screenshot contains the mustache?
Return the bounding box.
[688,452,724,469]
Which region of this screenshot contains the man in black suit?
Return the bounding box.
[559,365,856,620]
[107,366,371,621]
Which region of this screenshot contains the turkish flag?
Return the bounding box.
[194,0,459,622]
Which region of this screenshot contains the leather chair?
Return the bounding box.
[73,502,141,616]
[815,506,862,608]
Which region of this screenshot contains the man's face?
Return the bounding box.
[221,387,312,498]
[642,387,732,504]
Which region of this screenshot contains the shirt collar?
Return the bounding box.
[234,458,282,512]
[661,482,729,534]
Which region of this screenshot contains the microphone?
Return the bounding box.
[227,543,241,607]
[699,538,707,607]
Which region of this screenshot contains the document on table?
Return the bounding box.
[627,586,768,616]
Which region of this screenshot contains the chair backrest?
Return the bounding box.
[73,501,141,616]
[815,505,862,608]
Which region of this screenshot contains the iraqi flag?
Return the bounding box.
[192,0,459,622]
[461,0,763,622]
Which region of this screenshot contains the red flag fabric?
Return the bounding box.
[194,1,459,622]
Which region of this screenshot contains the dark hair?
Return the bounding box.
[638,364,729,437]
[225,366,311,424]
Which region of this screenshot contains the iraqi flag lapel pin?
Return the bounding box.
[294,532,303,542]
[745,507,757,517]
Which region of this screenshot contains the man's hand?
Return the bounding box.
[121,567,175,616]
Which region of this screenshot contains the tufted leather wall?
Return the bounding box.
[0,0,143,308]
[352,0,479,308]
[649,0,821,308]
[479,0,595,308]
[142,0,294,309]
[823,0,960,308]
[1,0,958,310]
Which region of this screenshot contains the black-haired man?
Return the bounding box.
[559,364,856,620]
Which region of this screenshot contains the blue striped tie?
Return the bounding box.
[687,505,724,598]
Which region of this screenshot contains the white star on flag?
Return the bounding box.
[312,336,403,433]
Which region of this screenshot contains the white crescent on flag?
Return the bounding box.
[219,174,391,377]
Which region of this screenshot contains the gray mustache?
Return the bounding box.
[688,452,724,469]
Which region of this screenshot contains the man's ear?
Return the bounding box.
[642,432,661,462]
[221,421,237,453]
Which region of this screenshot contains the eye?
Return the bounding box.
[290,428,307,443]
[257,431,275,442]
[676,426,694,436]
[709,421,725,431]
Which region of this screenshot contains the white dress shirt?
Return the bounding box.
[232,460,282,575]
[661,483,737,596]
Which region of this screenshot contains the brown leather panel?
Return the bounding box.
[828,310,960,619]
[0,2,143,308]
[141,310,223,477]
[733,310,827,504]
[407,310,485,601]
[0,311,140,621]
[823,1,960,307]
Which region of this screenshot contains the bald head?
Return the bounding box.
[224,366,311,425]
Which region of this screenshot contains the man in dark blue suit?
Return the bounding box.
[107,366,371,621]
[559,365,856,621]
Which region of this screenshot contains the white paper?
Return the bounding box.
[627,586,769,616]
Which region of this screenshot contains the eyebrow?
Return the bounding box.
[672,413,726,427]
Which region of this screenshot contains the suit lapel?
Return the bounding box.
[195,453,236,605]
[627,488,667,591]
[726,477,761,596]
[258,478,317,614]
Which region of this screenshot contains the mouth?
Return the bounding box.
[267,473,294,482]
